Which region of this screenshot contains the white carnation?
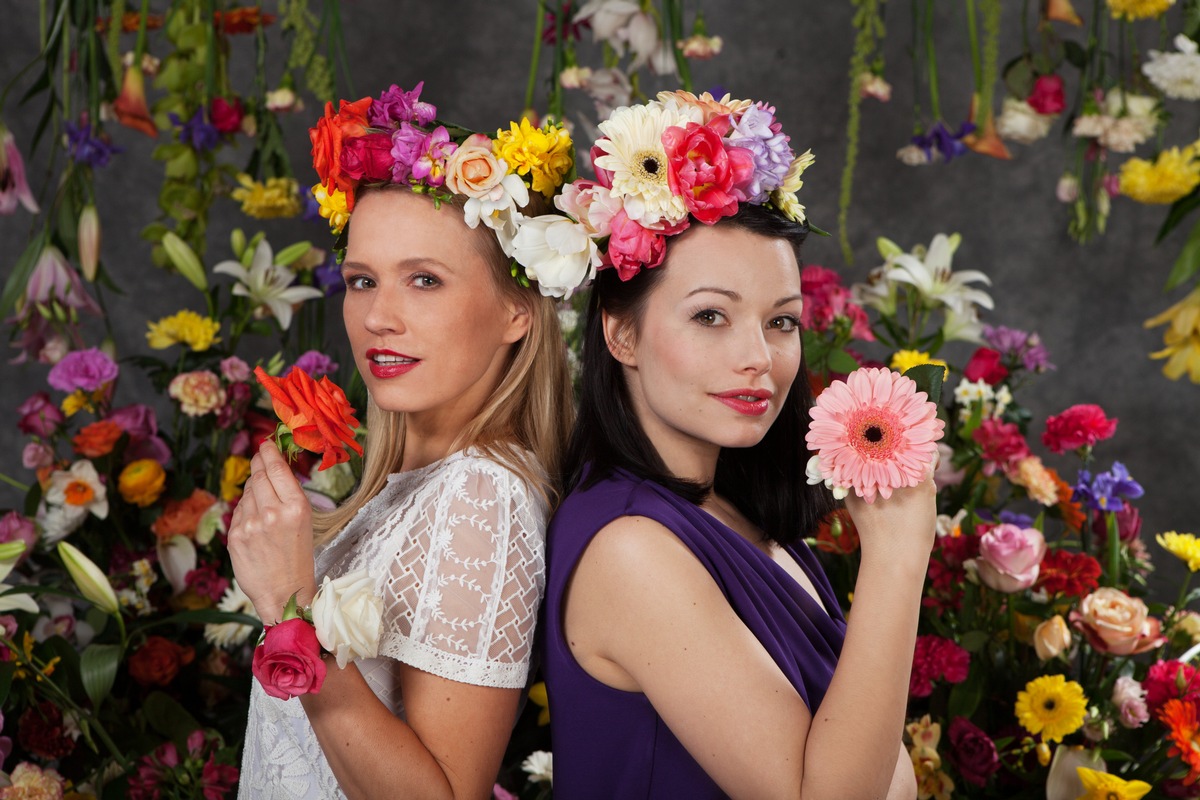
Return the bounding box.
[1143,36,1200,100]
[996,98,1054,145]
[311,569,383,669]
[521,750,554,785]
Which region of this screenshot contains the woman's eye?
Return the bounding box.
[345,275,374,290]
[412,273,441,288]
[769,315,800,332]
[692,309,725,326]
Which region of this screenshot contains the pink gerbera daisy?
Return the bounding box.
[805,367,944,503]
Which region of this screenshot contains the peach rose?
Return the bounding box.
[168,370,226,417]
[1070,587,1166,656]
[444,133,506,199]
[1034,615,1072,660]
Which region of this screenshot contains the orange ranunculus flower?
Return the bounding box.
[213,7,277,34]
[254,366,363,471]
[72,420,124,458]
[119,458,167,508]
[151,488,218,541]
[309,97,373,210]
[113,65,157,137]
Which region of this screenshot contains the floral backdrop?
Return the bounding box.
[0,1,1199,798]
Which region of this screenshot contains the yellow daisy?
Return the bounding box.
[1014,674,1088,742]
[1106,0,1174,19]
[493,118,574,198]
[146,309,221,352]
[1144,287,1200,383]
[889,349,950,380]
[1119,145,1200,204]
[1158,531,1200,572]
[231,174,301,219]
[1075,767,1152,800]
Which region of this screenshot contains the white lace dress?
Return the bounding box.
[237,449,547,799]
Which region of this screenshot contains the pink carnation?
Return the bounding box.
[909,635,970,697]
[972,418,1031,475]
[1144,660,1200,715]
[1042,403,1117,454]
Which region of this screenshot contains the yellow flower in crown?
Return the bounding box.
[1119,144,1200,205]
[146,309,221,352]
[311,182,350,234]
[493,118,574,198]
[231,174,302,219]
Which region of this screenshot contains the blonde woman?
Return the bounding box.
[228,84,577,800]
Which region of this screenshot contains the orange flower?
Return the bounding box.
[1048,466,1086,532]
[1043,0,1084,25]
[71,420,124,458]
[254,366,363,471]
[814,508,860,554]
[964,94,1013,161]
[113,66,157,137]
[1159,698,1200,784]
[94,12,165,33]
[151,488,218,541]
[214,8,277,34]
[308,98,373,210]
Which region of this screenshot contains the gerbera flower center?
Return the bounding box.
[1043,699,1056,711]
[864,425,884,443]
[64,480,95,506]
[847,409,900,460]
[632,149,666,184]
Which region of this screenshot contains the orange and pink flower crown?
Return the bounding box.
[523,90,818,285]
[307,82,587,299]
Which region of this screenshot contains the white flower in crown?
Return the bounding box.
[461,166,530,257]
[592,100,699,227]
[512,216,603,299]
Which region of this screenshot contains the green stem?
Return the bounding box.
[1106,511,1121,586]
[524,1,546,111]
[666,0,693,93]
[966,0,982,93]
[133,0,150,63]
[0,473,30,493]
[106,0,126,81]
[925,0,941,120]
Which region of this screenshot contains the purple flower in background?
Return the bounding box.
[983,325,1055,373]
[66,120,122,168]
[314,252,345,296]
[289,350,339,379]
[17,391,65,436]
[999,510,1035,529]
[301,186,323,223]
[1073,462,1145,513]
[369,82,437,128]
[47,347,119,393]
[170,108,220,152]
[912,120,976,163]
[728,104,791,202]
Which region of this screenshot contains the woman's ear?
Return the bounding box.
[602,309,637,367]
[499,295,533,345]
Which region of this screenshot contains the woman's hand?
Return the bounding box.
[227,441,319,623]
[843,474,938,571]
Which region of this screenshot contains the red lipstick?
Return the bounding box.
[712,388,773,417]
[366,348,420,379]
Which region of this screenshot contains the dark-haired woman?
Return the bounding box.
[542,94,936,799]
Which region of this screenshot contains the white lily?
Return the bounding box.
[157,535,197,596]
[0,542,37,614]
[883,233,994,316]
[213,239,323,330]
[58,540,120,615]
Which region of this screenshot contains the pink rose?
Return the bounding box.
[976,523,1046,593]
[168,371,226,417]
[444,133,506,199]
[1112,676,1149,728]
[22,442,54,469]
[340,132,395,183]
[663,121,755,224]
[251,618,327,700]
[1071,587,1166,656]
[606,208,670,281]
[17,392,65,436]
[1027,75,1066,116]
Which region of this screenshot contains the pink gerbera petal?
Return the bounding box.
[805,367,945,503]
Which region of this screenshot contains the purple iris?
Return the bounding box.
[998,510,1036,529]
[1073,462,1145,513]
[65,121,122,168]
[912,120,976,163]
[169,108,220,152]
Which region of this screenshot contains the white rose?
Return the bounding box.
[996,98,1054,145]
[511,216,601,299]
[311,569,383,669]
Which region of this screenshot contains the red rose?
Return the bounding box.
[1041,403,1118,454]
[309,97,373,207]
[962,347,1009,385]
[210,96,244,134]
[129,635,195,686]
[18,701,76,760]
[1027,75,1066,115]
[946,717,1000,787]
[252,618,327,700]
[972,418,1030,473]
[340,132,395,183]
[254,366,363,471]
[663,121,755,224]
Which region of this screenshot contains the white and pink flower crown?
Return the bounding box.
[307,82,583,298]
[510,90,816,292]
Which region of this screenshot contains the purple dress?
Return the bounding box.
[543,469,848,799]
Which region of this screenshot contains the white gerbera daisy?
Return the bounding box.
[592,101,697,227]
[204,580,259,650]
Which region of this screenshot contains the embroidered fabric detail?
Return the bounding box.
[238,450,546,799]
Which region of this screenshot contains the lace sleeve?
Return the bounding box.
[376,457,547,689]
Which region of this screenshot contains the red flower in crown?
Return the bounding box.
[309,97,373,209]
[663,120,755,224]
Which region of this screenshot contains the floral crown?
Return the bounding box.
[307,82,581,298]
[505,90,816,292]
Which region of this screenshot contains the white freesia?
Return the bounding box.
[805,455,850,501]
[521,750,554,785]
[311,569,383,669]
[58,540,119,615]
[204,580,259,650]
[996,97,1054,144]
[1143,35,1200,100]
[883,233,994,316]
[157,535,197,596]
[512,216,602,299]
[213,239,323,331]
[461,172,530,256]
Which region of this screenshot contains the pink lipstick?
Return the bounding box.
[366,348,420,379]
[712,388,773,417]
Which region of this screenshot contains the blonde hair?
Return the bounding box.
[311,186,574,546]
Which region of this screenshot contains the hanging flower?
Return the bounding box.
[1014,674,1088,742]
[1142,35,1200,100]
[145,309,222,351]
[1118,145,1200,205]
[230,174,302,218]
[1043,0,1084,24]
[112,65,157,137]
[996,98,1055,145]
[1158,531,1200,572]
[805,367,945,503]
[64,119,122,168]
[1106,0,1175,20]
[1145,286,1200,382]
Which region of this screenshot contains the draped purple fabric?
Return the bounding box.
[543,469,848,799]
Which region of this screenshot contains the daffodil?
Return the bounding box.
[883,233,995,316]
[44,460,109,520]
[213,239,324,330]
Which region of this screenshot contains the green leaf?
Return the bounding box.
[958,630,990,653]
[1098,749,1135,762]
[826,349,860,375]
[1164,220,1200,292]
[142,691,202,743]
[0,662,15,707]
[1155,186,1200,244]
[80,643,121,709]
[1063,40,1088,69]
[947,661,986,721]
[903,363,945,406]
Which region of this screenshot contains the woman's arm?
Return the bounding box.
[564,480,934,800]
[229,443,523,800]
